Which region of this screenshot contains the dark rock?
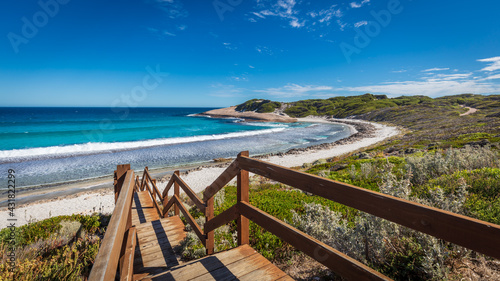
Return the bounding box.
[466,139,490,147]
[404,148,418,154]
[330,164,347,171]
[384,147,397,153]
[356,152,372,159]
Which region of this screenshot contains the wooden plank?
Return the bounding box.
[172,195,205,246]
[162,195,176,217]
[140,168,147,192]
[204,204,239,233]
[237,201,391,281]
[205,197,214,255]
[120,227,137,281]
[144,245,259,281]
[237,151,249,246]
[135,176,141,192]
[174,171,180,216]
[203,159,240,200]
[114,164,130,203]
[136,231,185,250]
[133,218,186,277]
[172,173,205,212]
[162,176,175,198]
[146,183,163,219]
[237,155,500,260]
[188,249,275,281]
[89,169,135,281]
[132,191,160,225]
[135,216,184,231]
[237,261,289,281]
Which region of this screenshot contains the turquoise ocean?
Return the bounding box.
[0,107,351,188]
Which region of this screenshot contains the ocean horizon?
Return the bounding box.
[0,107,351,189]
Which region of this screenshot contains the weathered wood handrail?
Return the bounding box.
[142,167,164,218]
[160,170,206,245]
[90,167,135,281]
[237,201,389,280]
[236,154,500,260]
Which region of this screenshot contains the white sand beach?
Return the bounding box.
[0,118,398,228]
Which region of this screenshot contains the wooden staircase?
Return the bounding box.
[89,152,500,281]
[127,168,291,281]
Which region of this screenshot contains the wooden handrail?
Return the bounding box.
[204,204,239,233]
[237,154,500,260]
[164,194,205,246]
[203,160,240,200]
[162,176,175,198]
[119,226,136,281]
[237,201,390,281]
[171,173,205,212]
[90,168,135,281]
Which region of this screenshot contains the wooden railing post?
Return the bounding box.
[174,171,180,216]
[205,196,214,255]
[237,151,249,245]
[114,164,130,203]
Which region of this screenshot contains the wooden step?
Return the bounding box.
[133,216,187,280]
[138,245,293,281]
[132,191,161,226]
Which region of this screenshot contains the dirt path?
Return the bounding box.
[460,105,478,116]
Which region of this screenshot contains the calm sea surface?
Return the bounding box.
[0,107,351,188]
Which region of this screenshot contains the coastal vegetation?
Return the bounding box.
[235,99,282,113]
[0,214,106,280]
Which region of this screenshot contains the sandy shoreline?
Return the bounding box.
[0,115,398,228]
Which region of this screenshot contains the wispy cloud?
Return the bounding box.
[422,67,450,72]
[255,45,274,55]
[251,0,302,28]
[249,1,343,30]
[210,83,245,98]
[254,83,333,97]
[223,42,237,51]
[478,56,500,72]
[392,69,407,73]
[149,0,188,18]
[350,0,370,9]
[253,58,500,98]
[354,21,368,28]
[482,74,500,80]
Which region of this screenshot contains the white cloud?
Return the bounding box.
[422,67,450,72]
[342,71,498,97]
[478,56,500,72]
[163,31,176,36]
[392,69,407,73]
[210,83,245,98]
[249,65,255,69]
[249,2,342,30]
[223,42,237,50]
[482,74,500,80]
[350,0,370,8]
[354,21,368,28]
[255,45,274,55]
[343,80,499,97]
[254,83,333,97]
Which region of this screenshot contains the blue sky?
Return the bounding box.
[1,0,499,107]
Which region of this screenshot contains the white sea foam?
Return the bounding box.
[0,127,287,161]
